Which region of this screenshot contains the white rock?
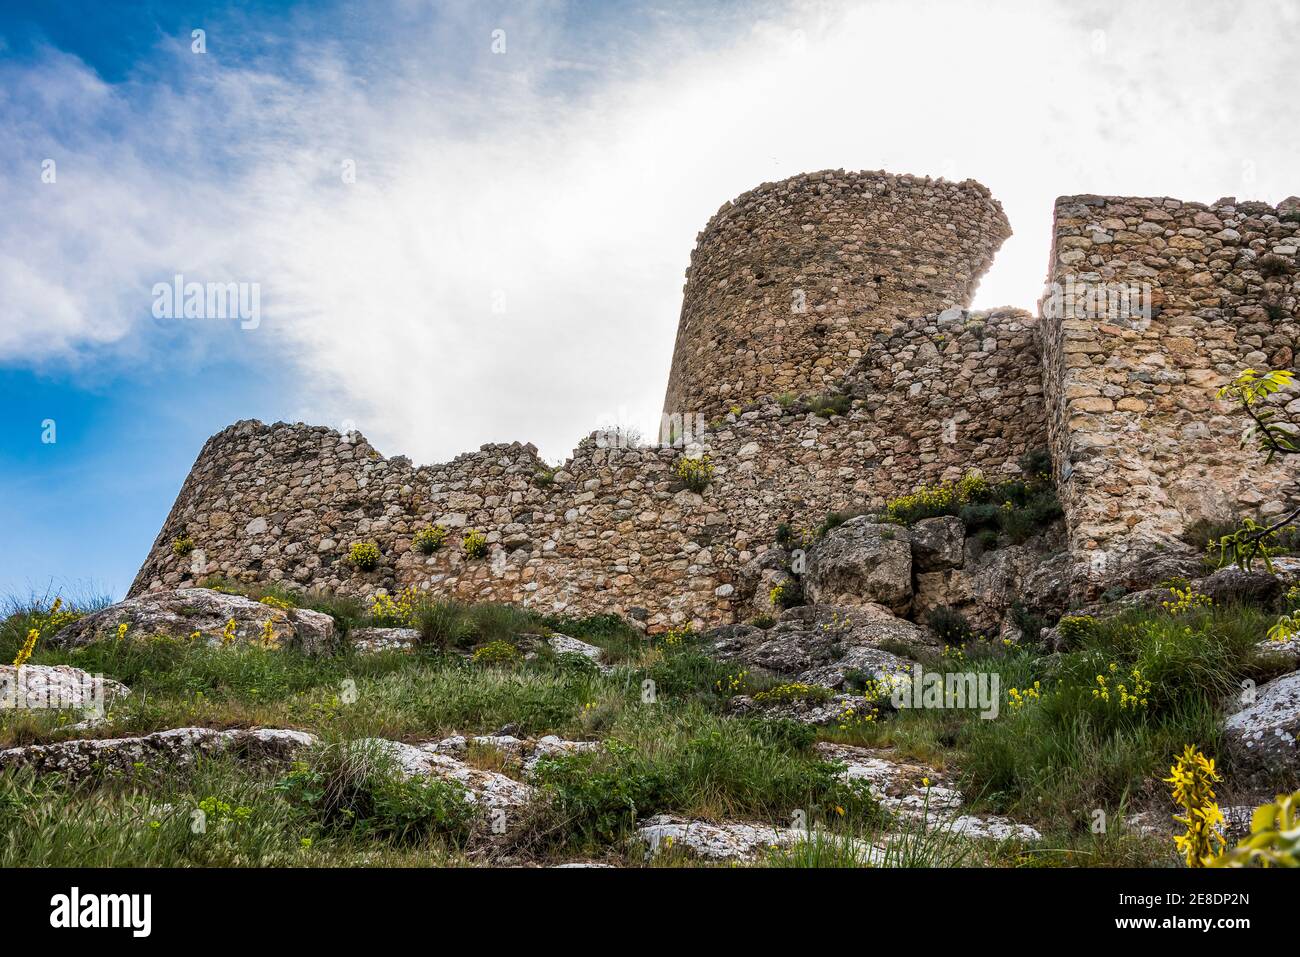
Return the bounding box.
[0,664,129,714]
[0,727,315,780]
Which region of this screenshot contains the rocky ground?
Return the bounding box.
[1,508,1296,867]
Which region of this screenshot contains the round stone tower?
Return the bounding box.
[662,169,1012,417]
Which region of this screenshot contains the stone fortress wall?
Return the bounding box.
[130,170,1300,626]
[129,311,1047,631]
[1041,193,1300,593]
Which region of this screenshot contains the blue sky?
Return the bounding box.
[2,0,1297,600]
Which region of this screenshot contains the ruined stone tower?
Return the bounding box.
[662,169,1013,418]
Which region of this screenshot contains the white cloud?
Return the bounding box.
[3,0,1298,463]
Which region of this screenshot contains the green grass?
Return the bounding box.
[2,586,1292,868]
[530,703,882,849]
[0,753,472,868]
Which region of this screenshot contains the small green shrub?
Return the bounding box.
[413,600,475,649]
[1056,615,1097,648]
[928,605,972,645]
[276,743,474,844]
[806,393,852,417]
[552,651,599,676]
[816,509,870,538]
[1010,602,1049,644]
[171,535,195,557]
[348,541,381,571]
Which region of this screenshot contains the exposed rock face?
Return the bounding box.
[0,727,315,781]
[727,691,875,726]
[635,814,883,863]
[737,549,795,619]
[914,536,1070,634]
[350,627,419,654]
[708,602,928,688]
[805,519,913,613]
[546,634,613,673]
[911,516,965,571]
[1193,567,1283,607]
[815,743,1042,842]
[1224,671,1300,783]
[431,732,602,779]
[50,588,337,655]
[356,738,536,828]
[0,665,129,713]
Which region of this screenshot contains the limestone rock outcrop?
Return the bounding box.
[1224,671,1300,783]
[50,588,337,655]
[0,727,316,781]
[804,519,913,613]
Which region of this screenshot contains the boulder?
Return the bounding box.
[635,814,885,864]
[1223,671,1300,784]
[431,732,601,778]
[910,516,965,571]
[351,627,419,654]
[50,588,337,655]
[0,664,129,714]
[1257,634,1300,668]
[815,743,1041,842]
[804,519,912,613]
[737,548,794,618]
[356,738,536,829]
[726,692,874,726]
[0,727,315,781]
[708,603,929,688]
[546,633,613,673]
[1193,567,1282,607]
[914,542,1063,634]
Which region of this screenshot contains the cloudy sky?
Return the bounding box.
[2,0,1298,599]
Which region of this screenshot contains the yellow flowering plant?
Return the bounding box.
[369,587,417,627]
[1090,661,1151,710]
[1165,745,1227,867]
[472,640,520,665]
[461,530,489,559]
[675,454,715,493]
[1007,681,1042,712]
[1161,586,1212,616]
[1213,790,1300,868]
[12,628,39,669]
[713,670,748,696]
[413,525,449,555]
[348,541,381,571]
